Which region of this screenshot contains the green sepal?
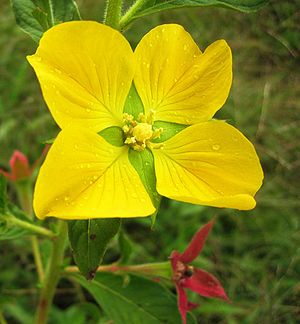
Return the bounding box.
[123,84,144,118]
[68,218,121,280]
[153,121,187,143]
[11,0,81,42]
[128,148,161,226]
[98,127,124,147]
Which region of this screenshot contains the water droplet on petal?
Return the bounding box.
[86,108,91,113]
[36,56,42,62]
[64,196,70,202]
[212,144,220,151]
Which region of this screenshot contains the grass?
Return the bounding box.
[0,0,299,323]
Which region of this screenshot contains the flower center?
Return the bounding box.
[122,110,163,151]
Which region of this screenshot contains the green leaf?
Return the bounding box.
[122,0,269,28]
[11,0,81,42]
[72,272,197,323]
[68,219,121,280]
[128,148,161,225]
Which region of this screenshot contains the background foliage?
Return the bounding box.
[0,0,299,322]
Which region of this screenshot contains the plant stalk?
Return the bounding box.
[15,181,47,283]
[119,0,147,30]
[104,0,123,29]
[35,220,68,324]
[66,261,172,279]
[4,214,56,239]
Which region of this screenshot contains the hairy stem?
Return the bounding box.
[15,181,47,283]
[104,0,123,29]
[119,0,147,30]
[66,261,172,279]
[4,214,56,239]
[35,220,68,324]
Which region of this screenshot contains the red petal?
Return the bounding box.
[183,268,229,301]
[170,250,182,271]
[187,301,198,311]
[180,220,215,264]
[177,285,188,324]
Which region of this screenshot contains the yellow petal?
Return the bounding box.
[134,24,232,124]
[28,21,134,132]
[152,121,263,210]
[34,127,155,219]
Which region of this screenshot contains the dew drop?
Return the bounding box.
[64,196,70,202]
[146,63,150,68]
[132,192,138,199]
[55,68,62,74]
[183,44,188,51]
[74,144,79,150]
[212,144,220,151]
[36,56,42,62]
[86,108,91,113]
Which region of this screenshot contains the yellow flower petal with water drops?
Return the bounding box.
[134,24,232,124]
[27,21,135,132]
[152,121,263,210]
[34,127,155,219]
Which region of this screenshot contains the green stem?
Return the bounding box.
[4,215,56,239]
[35,220,68,324]
[31,236,45,282]
[119,0,147,30]
[104,0,124,29]
[66,261,172,279]
[15,180,46,283]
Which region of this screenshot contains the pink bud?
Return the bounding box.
[9,151,32,181]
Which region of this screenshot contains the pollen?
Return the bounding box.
[122,111,163,151]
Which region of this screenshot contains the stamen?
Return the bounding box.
[122,111,163,151]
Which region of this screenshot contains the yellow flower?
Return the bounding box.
[28,22,263,220]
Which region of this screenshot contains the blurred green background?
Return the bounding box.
[0,0,299,323]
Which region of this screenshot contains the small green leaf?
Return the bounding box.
[72,272,197,323]
[128,148,161,225]
[11,0,81,42]
[99,127,124,147]
[68,219,121,280]
[122,0,269,28]
[118,230,133,264]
